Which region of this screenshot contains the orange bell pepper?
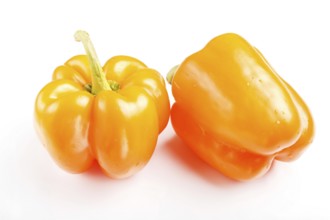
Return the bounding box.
[168,33,314,181]
[35,31,170,178]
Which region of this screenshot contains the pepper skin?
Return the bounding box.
[169,33,314,181]
[35,31,170,178]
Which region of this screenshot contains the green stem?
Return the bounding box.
[166,65,179,85]
[108,80,120,91]
[74,30,110,94]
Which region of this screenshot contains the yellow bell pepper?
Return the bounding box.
[35,31,170,178]
[168,33,314,180]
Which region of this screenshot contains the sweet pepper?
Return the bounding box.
[35,31,170,178]
[168,33,314,181]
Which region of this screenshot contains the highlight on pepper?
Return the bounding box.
[34,30,170,178]
[167,33,314,181]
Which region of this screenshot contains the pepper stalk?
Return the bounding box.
[166,65,179,85]
[74,30,119,94]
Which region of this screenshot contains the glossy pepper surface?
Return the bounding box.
[35,31,170,178]
[168,33,314,181]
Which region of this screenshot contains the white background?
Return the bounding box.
[0,0,329,219]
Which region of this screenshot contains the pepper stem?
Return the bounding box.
[166,65,179,85]
[74,30,110,94]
